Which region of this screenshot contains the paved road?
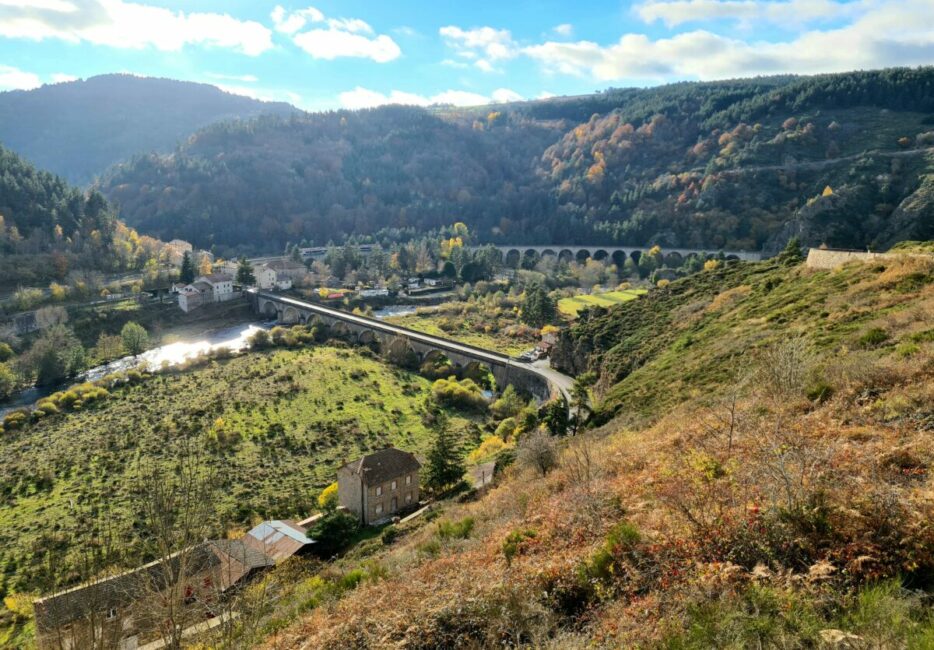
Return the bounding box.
[254,290,574,401]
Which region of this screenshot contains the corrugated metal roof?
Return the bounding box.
[244,520,315,562]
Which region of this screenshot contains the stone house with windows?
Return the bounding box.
[33,540,272,650]
[337,448,421,525]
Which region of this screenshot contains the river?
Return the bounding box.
[2,303,420,417]
[1,321,269,417]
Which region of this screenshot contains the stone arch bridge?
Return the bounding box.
[474,245,763,267]
[248,290,572,402]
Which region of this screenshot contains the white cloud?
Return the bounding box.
[636,0,867,28]
[270,5,323,34]
[274,5,400,62]
[553,23,573,36]
[491,88,523,103]
[439,25,517,72]
[0,64,40,90]
[440,58,469,69]
[537,91,556,99]
[0,0,273,55]
[338,86,524,109]
[525,0,934,81]
[293,29,400,62]
[51,72,77,83]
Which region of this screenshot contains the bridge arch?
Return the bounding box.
[522,249,540,269]
[664,251,683,267]
[505,249,521,268]
[593,249,609,261]
[630,250,642,264]
[462,360,495,390]
[575,249,591,264]
[558,249,574,264]
[281,306,301,324]
[541,248,557,258]
[611,250,627,268]
[261,300,278,320]
[358,330,379,350]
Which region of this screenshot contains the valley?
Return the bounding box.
[0,55,932,650]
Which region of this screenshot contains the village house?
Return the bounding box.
[242,520,315,562]
[264,258,307,281]
[33,540,273,650]
[338,448,421,525]
[176,274,235,312]
[254,264,278,290]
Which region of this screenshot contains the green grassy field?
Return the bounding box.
[384,306,537,356]
[558,289,647,317]
[0,345,481,606]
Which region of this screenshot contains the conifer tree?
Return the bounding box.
[424,409,465,492]
[179,251,195,284]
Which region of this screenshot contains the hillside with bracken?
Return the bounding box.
[221,246,934,648]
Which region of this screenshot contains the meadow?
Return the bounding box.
[557,288,647,317]
[0,345,482,607]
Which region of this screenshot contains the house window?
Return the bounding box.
[375,486,382,496]
[405,475,412,485]
[106,608,118,621]
[375,503,383,515]
[391,480,397,490]
[405,493,412,503]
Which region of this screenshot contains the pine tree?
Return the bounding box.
[179,251,195,284]
[424,410,465,493]
[236,257,255,285]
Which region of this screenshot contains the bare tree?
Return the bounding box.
[518,430,558,477]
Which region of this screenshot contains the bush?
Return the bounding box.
[437,516,475,541]
[490,385,525,419]
[431,376,488,412]
[249,329,272,348]
[859,327,889,348]
[318,482,338,510]
[381,525,398,545]
[2,410,28,431]
[309,510,361,557]
[502,529,537,566]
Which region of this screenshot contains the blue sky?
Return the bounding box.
[0,0,932,111]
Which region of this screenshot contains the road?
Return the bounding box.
[254,291,575,401]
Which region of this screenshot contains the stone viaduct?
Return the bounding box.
[478,245,763,268]
[247,290,571,402]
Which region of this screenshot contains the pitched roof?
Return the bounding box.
[200,273,232,283]
[340,448,421,486]
[265,259,305,271]
[243,520,315,562]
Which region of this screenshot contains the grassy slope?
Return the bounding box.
[0,345,479,601]
[384,303,537,356]
[554,254,933,421]
[557,289,647,318]
[259,253,934,649]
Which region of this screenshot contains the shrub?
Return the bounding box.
[859,327,889,348]
[466,435,510,465]
[380,525,398,545]
[805,380,834,403]
[431,376,488,411]
[490,385,525,419]
[437,516,475,541]
[494,417,518,440]
[309,510,361,557]
[318,482,338,510]
[250,329,272,348]
[2,410,28,431]
[502,529,537,566]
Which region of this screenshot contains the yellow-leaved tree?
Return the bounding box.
[318,482,338,510]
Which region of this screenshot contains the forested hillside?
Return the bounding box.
[0,75,297,185]
[98,68,934,256]
[0,145,163,290]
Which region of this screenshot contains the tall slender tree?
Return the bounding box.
[179,251,195,284]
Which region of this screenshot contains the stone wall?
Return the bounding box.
[806,248,887,269]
